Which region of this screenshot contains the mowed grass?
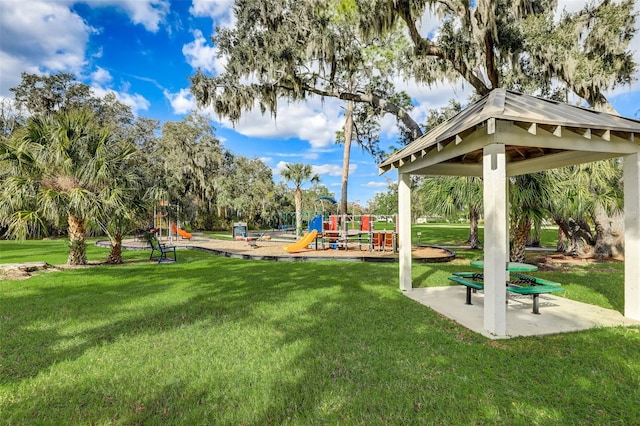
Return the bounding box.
[1,238,639,424]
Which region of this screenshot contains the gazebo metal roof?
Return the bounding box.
[379,89,640,178]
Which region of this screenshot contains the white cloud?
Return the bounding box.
[363,181,387,188]
[272,161,355,181]
[555,0,586,19]
[180,96,345,149]
[378,76,473,139]
[90,67,112,86]
[189,0,235,29]
[268,152,307,158]
[86,67,149,114]
[232,98,344,149]
[0,0,91,94]
[417,5,440,38]
[313,163,357,177]
[266,150,321,161]
[85,0,170,32]
[273,161,288,176]
[183,29,226,74]
[0,0,167,106]
[190,0,234,18]
[303,152,319,160]
[165,88,197,114]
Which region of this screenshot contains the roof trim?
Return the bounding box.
[378,89,640,174]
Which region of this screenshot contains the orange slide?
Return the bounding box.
[283,230,318,253]
[172,223,192,240]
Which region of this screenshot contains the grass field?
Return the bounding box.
[0,232,638,424]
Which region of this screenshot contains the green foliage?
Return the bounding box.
[519,0,636,109]
[0,109,141,264]
[0,71,333,238]
[9,72,97,116]
[367,179,397,215]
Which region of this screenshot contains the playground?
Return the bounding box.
[118,232,455,262]
[151,200,193,241]
[141,198,455,261]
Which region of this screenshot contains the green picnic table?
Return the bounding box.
[470,260,538,272]
[452,260,562,314]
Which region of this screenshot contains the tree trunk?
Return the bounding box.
[592,206,624,259]
[295,188,303,237]
[107,231,124,264]
[510,216,531,263]
[340,101,354,216]
[468,208,479,249]
[528,218,541,247]
[555,216,595,257]
[67,213,87,265]
[556,227,566,252]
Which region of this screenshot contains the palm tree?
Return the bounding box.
[97,147,146,264]
[418,176,483,249]
[280,163,320,237]
[509,172,559,262]
[0,110,139,265]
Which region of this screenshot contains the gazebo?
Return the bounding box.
[378,89,640,338]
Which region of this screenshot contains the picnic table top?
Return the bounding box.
[470,260,538,272]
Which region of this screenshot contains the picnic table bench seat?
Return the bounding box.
[448,275,484,305]
[509,273,562,287]
[507,281,563,314]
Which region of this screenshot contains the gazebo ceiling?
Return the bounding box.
[378,89,640,177]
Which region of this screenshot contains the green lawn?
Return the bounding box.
[0,238,638,424]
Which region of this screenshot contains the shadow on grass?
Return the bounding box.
[1,250,639,423]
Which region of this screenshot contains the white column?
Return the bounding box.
[624,152,640,320]
[483,144,508,337]
[398,172,412,291]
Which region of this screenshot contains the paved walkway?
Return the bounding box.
[405,286,640,339]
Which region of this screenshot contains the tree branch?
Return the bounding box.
[396,4,491,95]
[302,84,424,140]
[483,31,499,89]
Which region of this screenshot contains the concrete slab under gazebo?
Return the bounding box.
[378,89,640,338]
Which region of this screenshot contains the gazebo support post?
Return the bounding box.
[624,152,640,320]
[483,143,508,337]
[398,172,413,292]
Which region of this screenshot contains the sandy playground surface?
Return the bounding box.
[136,234,454,261]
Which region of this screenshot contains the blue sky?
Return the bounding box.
[1,0,639,205]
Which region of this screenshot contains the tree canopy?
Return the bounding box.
[1,72,330,263]
[358,0,635,113]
